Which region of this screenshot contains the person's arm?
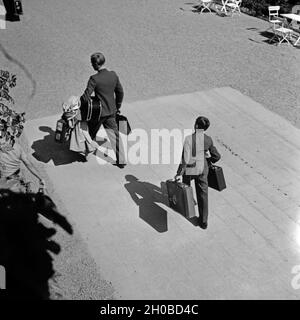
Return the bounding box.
[20,151,45,185]
[114,75,124,112]
[208,140,221,163]
[82,76,96,101]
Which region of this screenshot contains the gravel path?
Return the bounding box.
[1,0,300,126]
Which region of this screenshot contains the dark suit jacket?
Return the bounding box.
[82,68,124,117]
[177,133,221,176]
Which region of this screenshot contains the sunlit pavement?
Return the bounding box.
[24,88,300,299]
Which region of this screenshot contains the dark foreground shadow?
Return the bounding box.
[0,189,73,299]
[125,175,168,233]
[31,126,86,166]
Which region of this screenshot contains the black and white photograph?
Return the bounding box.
[1,0,300,308]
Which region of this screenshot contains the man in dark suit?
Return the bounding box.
[82,52,126,168]
[175,116,221,229]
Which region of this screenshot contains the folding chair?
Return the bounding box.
[220,0,230,15]
[274,25,294,46]
[269,19,293,46]
[198,0,213,13]
[267,6,282,31]
[226,0,242,16]
[294,33,300,46]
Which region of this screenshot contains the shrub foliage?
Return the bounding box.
[241,0,300,16]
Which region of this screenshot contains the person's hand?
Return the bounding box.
[39,179,46,189]
[174,175,181,182]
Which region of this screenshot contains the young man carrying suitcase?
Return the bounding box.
[175,116,221,229]
[81,52,126,168]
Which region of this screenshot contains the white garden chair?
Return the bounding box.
[267,6,293,46]
[267,6,282,31]
[273,25,294,46]
[198,0,213,13]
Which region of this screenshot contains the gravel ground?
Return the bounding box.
[0,0,300,125]
[1,0,300,299]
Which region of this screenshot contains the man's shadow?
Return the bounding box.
[31,126,86,166]
[124,175,168,233]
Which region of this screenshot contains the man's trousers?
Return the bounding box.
[88,114,125,164]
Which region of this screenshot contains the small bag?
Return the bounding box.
[54,118,71,143]
[208,163,226,191]
[55,97,81,143]
[116,113,132,135]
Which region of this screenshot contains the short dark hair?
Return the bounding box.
[195,116,210,131]
[90,52,105,69]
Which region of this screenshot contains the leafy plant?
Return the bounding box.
[241,0,300,16]
[0,70,17,105]
[0,70,25,146]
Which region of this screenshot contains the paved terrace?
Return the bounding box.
[25,87,300,299]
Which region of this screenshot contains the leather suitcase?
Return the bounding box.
[166,179,196,218]
[208,164,226,191]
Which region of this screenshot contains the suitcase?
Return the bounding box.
[116,113,132,135]
[208,164,226,191]
[166,179,196,218]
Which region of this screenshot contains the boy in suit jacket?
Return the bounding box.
[176,116,221,229]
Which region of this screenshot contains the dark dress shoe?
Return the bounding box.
[199,221,208,229]
[113,163,127,169]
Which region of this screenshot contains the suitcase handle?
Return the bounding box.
[174,175,181,182]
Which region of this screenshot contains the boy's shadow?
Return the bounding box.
[124,175,169,233]
[31,126,86,166]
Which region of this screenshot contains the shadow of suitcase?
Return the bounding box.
[166,179,196,218]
